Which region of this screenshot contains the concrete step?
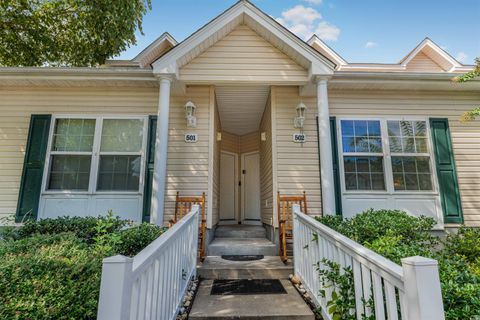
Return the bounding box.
[207,238,277,256]
[215,225,266,238]
[189,279,315,320]
[198,256,293,279]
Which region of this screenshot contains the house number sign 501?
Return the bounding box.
[185,133,198,143]
[293,133,306,143]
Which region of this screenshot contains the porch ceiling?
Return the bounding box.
[216,85,270,136]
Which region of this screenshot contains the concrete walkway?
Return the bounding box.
[189,279,315,320]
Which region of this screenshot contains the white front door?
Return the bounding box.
[241,152,261,224]
[220,151,238,223]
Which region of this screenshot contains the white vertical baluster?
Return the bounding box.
[352,260,364,320]
[384,281,398,320]
[371,271,386,320]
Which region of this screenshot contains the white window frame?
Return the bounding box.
[42,115,149,196]
[337,116,440,196]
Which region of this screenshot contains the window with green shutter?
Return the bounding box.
[429,118,463,224]
[16,115,51,222]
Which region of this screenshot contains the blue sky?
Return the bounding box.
[118,0,480,65]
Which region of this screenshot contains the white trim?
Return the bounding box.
[219,150,239,225]
[307,34,347,67]
[270,87,279,227]
[207,86,215,229]
[240,151,262,225]
[400,38,462,68]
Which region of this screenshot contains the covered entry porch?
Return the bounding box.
[148,3,337,240]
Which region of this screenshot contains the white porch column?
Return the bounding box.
[316,77,336,215]
[151,75,172,225]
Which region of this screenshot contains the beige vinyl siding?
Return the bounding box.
[259,95,274,225]
[239,131,260,154]
[329,90,480,227]
[0,86,158,222]
[272,86,322,220]
[405,52,445,72]
[165,86,212,226]
[179,25,308,83]
[221,132,240,154]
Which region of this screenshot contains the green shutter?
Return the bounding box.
[430,118,463,224]
[142,116,157,222]
[316,116,343,216]
[330,117,342,216]
[15,115,51,222]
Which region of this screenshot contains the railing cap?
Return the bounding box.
[401,256,438,266]
[103,255,133,264]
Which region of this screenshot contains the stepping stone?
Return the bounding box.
[189,279,315,320]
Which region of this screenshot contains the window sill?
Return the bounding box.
[41,191,142,196]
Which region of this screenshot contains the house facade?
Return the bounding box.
[1,0,479,235]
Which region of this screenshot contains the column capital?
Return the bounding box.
[154,73,176,82]
[314,75,332,84]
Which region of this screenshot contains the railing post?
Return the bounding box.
[292,204,301,278]
[97,255,134,320]
[401,256,445,320]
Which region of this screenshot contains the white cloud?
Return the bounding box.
[304,0,323,5]
[365,41,378,48]
[277,5,340,41]
[456,52,468,63]
[315,21,340,41]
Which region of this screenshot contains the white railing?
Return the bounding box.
[292,205,445,320]
[97,205,200,320]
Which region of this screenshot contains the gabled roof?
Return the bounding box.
[308,35,347,68]
[133,32,177,68]
[399,38,463,71]
[152,0,335,78]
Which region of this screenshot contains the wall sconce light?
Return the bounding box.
[294,102,307,129]
[261,132,267,141]
[185,100,197,128]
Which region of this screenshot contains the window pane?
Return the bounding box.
[48,155,91,190]
[343,156,385,191]
[413,121,426,137]
[100,119,144,152]
[400,121,414,136]
[342,137,355,153]
[341,120,382,153]
[388,120,428,154]
[367,120,381,137]
[341,120,354,136]
[391,156,433,191]
[97,155,141,191]
[52,119,95,152]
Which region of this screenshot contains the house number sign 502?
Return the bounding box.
[185,133,198,143]
[293,133,306,143]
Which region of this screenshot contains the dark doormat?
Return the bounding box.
[210,279,287,295]
[221,255,264,261]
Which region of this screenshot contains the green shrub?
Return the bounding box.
[0,233,102,320]
[18,215,129,244]
[444,227,480,265]
[1,214,169,319]
[316,208,437,247]
[116,223,167,257]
